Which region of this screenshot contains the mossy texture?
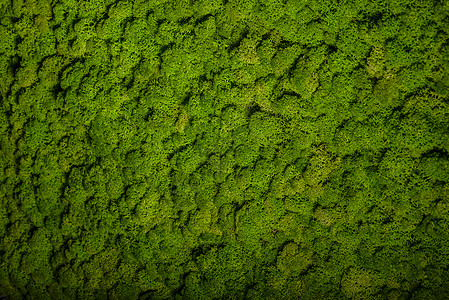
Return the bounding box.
[1,0,449,299]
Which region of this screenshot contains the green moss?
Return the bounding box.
[1,0,449,299]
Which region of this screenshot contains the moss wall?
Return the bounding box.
[1,0,449,299]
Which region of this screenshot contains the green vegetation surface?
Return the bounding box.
[1,0,449,299]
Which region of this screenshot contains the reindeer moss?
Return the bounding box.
[1,0,449,299]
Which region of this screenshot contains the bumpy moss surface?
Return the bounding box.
[1,0,449,299]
